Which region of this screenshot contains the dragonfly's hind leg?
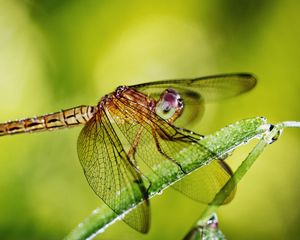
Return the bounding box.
[127,154,153,194]
[130,162,153,194]
[151,127,187,174]
[127,126,153,193]
[127,125,144,165]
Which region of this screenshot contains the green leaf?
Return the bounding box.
[64,117,270,240]
[183,120,300,239]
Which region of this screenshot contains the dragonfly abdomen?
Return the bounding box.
[0,105,96,136]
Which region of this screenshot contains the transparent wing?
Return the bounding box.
[131,73,256,103]
[172,160,236,204]
[77,111,150,233]
[106,94,232,205]
[131,73,256,124]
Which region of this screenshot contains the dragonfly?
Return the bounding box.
[0,73,256,233]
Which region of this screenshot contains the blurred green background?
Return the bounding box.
[0,0,299,239]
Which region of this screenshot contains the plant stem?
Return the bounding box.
[184,120,300,239]
[65,118,299,240]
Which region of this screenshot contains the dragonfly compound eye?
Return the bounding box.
[155,89,183,121]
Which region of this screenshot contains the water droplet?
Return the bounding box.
[156,190,163,195]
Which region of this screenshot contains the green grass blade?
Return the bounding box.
[64,117,268,240]
[184,120,300,239]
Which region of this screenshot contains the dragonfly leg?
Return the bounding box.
[124,153,152,194]
[127,126,144,165]
[130,162,153,194]
[151,127,187,174]
[175,127,204,139]
[126,126,153,193]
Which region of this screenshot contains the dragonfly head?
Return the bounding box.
[155,88,183,123]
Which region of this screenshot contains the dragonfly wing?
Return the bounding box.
[131,73,256,125]
[131,73,256,102]
[107,94,217,190]
[77,111,150,233]
[172,160,236,204]
[176,97,205,127]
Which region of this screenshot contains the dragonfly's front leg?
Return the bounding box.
[175,127,204,140]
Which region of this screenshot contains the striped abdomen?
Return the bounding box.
[0,105,96,136]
